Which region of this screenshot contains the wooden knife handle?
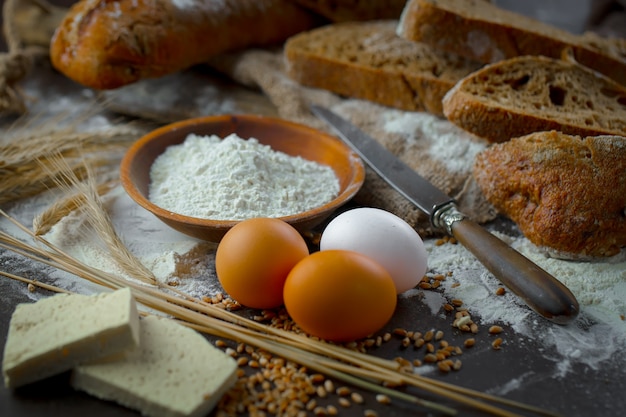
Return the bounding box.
[449,217,579,325]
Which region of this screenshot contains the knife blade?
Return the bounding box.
[310,104,579,325]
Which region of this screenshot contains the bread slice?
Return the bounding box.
[284,20,482,115]
[397,0,626,86]
[71,315,238,417]
[2,288,140,388]
[442,55,626,143]
[473,130,626,259]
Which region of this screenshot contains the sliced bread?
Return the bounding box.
[473,130,626,259]
[284,20,482,115]
[2,288,140,388]
[442,55,626,143]
[71,315,238,417]
[397,0,626,86]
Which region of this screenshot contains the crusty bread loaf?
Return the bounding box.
[50,0,322,90]
[284,20,482,115]
[473,130,626,259]
[289,0,406,22]
[397,0,626,86]
[442,55,626,143]
[72,315,238,417]
[2,288,139,388]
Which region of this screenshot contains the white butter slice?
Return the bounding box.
[71,315,238,417]
[2,287,140,388]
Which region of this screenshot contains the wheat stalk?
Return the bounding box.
[0,130,560,417]
[34,154,156,285]
[0,208,561,417]
[1,144,124,205]
[0,114,140,165]
[0,104,146,204]
[32,180,118,236]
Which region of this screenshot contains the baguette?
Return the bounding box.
[442,55,626,143]
[50,0,322,90]
[473,131,626,259]
[284,20,482,115]
[397,0,626,86]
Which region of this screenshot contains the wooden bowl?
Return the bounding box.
[120,114,365,242]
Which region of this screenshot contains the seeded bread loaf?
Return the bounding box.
[2,288,139,388]
[72,315,238,417]
[289,0,407,22]
[473,131,626,259]
[50,0,322,90]
[284,20,482,115]
[441,55,626,143]
[397,0,626,86]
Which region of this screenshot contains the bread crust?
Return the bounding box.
[398,0,626,86]
[473,131,626,258]
[50,0,321,90]
[284,21,481,115]
[442,56,626,142]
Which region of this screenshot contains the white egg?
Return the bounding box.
[320,207,428,294]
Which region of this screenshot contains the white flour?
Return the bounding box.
[149,133,339,220]
[419,229,626,375]
[382,109,487,174]
[42,186,219,299]
[26,180,626,378]
[382,109,626,375]
[1,90,625,386]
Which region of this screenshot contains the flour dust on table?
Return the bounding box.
[413,230,626,378]
[4,179,623,383]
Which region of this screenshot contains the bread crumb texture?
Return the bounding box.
[397,0,626,85]
[443,56,626,142]
[284,20,480,114]
[2,288,140,388]
[473,131,626,258]
[72,315,238,417]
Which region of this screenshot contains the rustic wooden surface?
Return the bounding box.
[2,2,626,417]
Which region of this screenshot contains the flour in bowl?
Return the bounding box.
[148,133,340,220]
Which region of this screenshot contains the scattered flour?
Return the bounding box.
[9,184,624,379]
[380,108,626,375]
[149,133,339,220]
[423,231,626,374]
[2,78,625,398]
[40,187,219,300]
[382,111,486,174]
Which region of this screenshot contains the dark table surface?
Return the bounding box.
[2,129,625,417]
[3,237,625,417]
[2,1,626,417]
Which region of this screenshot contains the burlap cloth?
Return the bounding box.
[6,1,626,234]
[202,49,497,235]
[96,47,495,235]
[3,1,498,235]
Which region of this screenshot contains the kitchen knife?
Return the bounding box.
[310,104,579,325]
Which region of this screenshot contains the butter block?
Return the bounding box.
[72,315,238,417]
[2,287,140,388]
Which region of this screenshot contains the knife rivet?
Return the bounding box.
[432,203,466,235]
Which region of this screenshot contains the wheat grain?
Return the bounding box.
[0,209,562,417]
